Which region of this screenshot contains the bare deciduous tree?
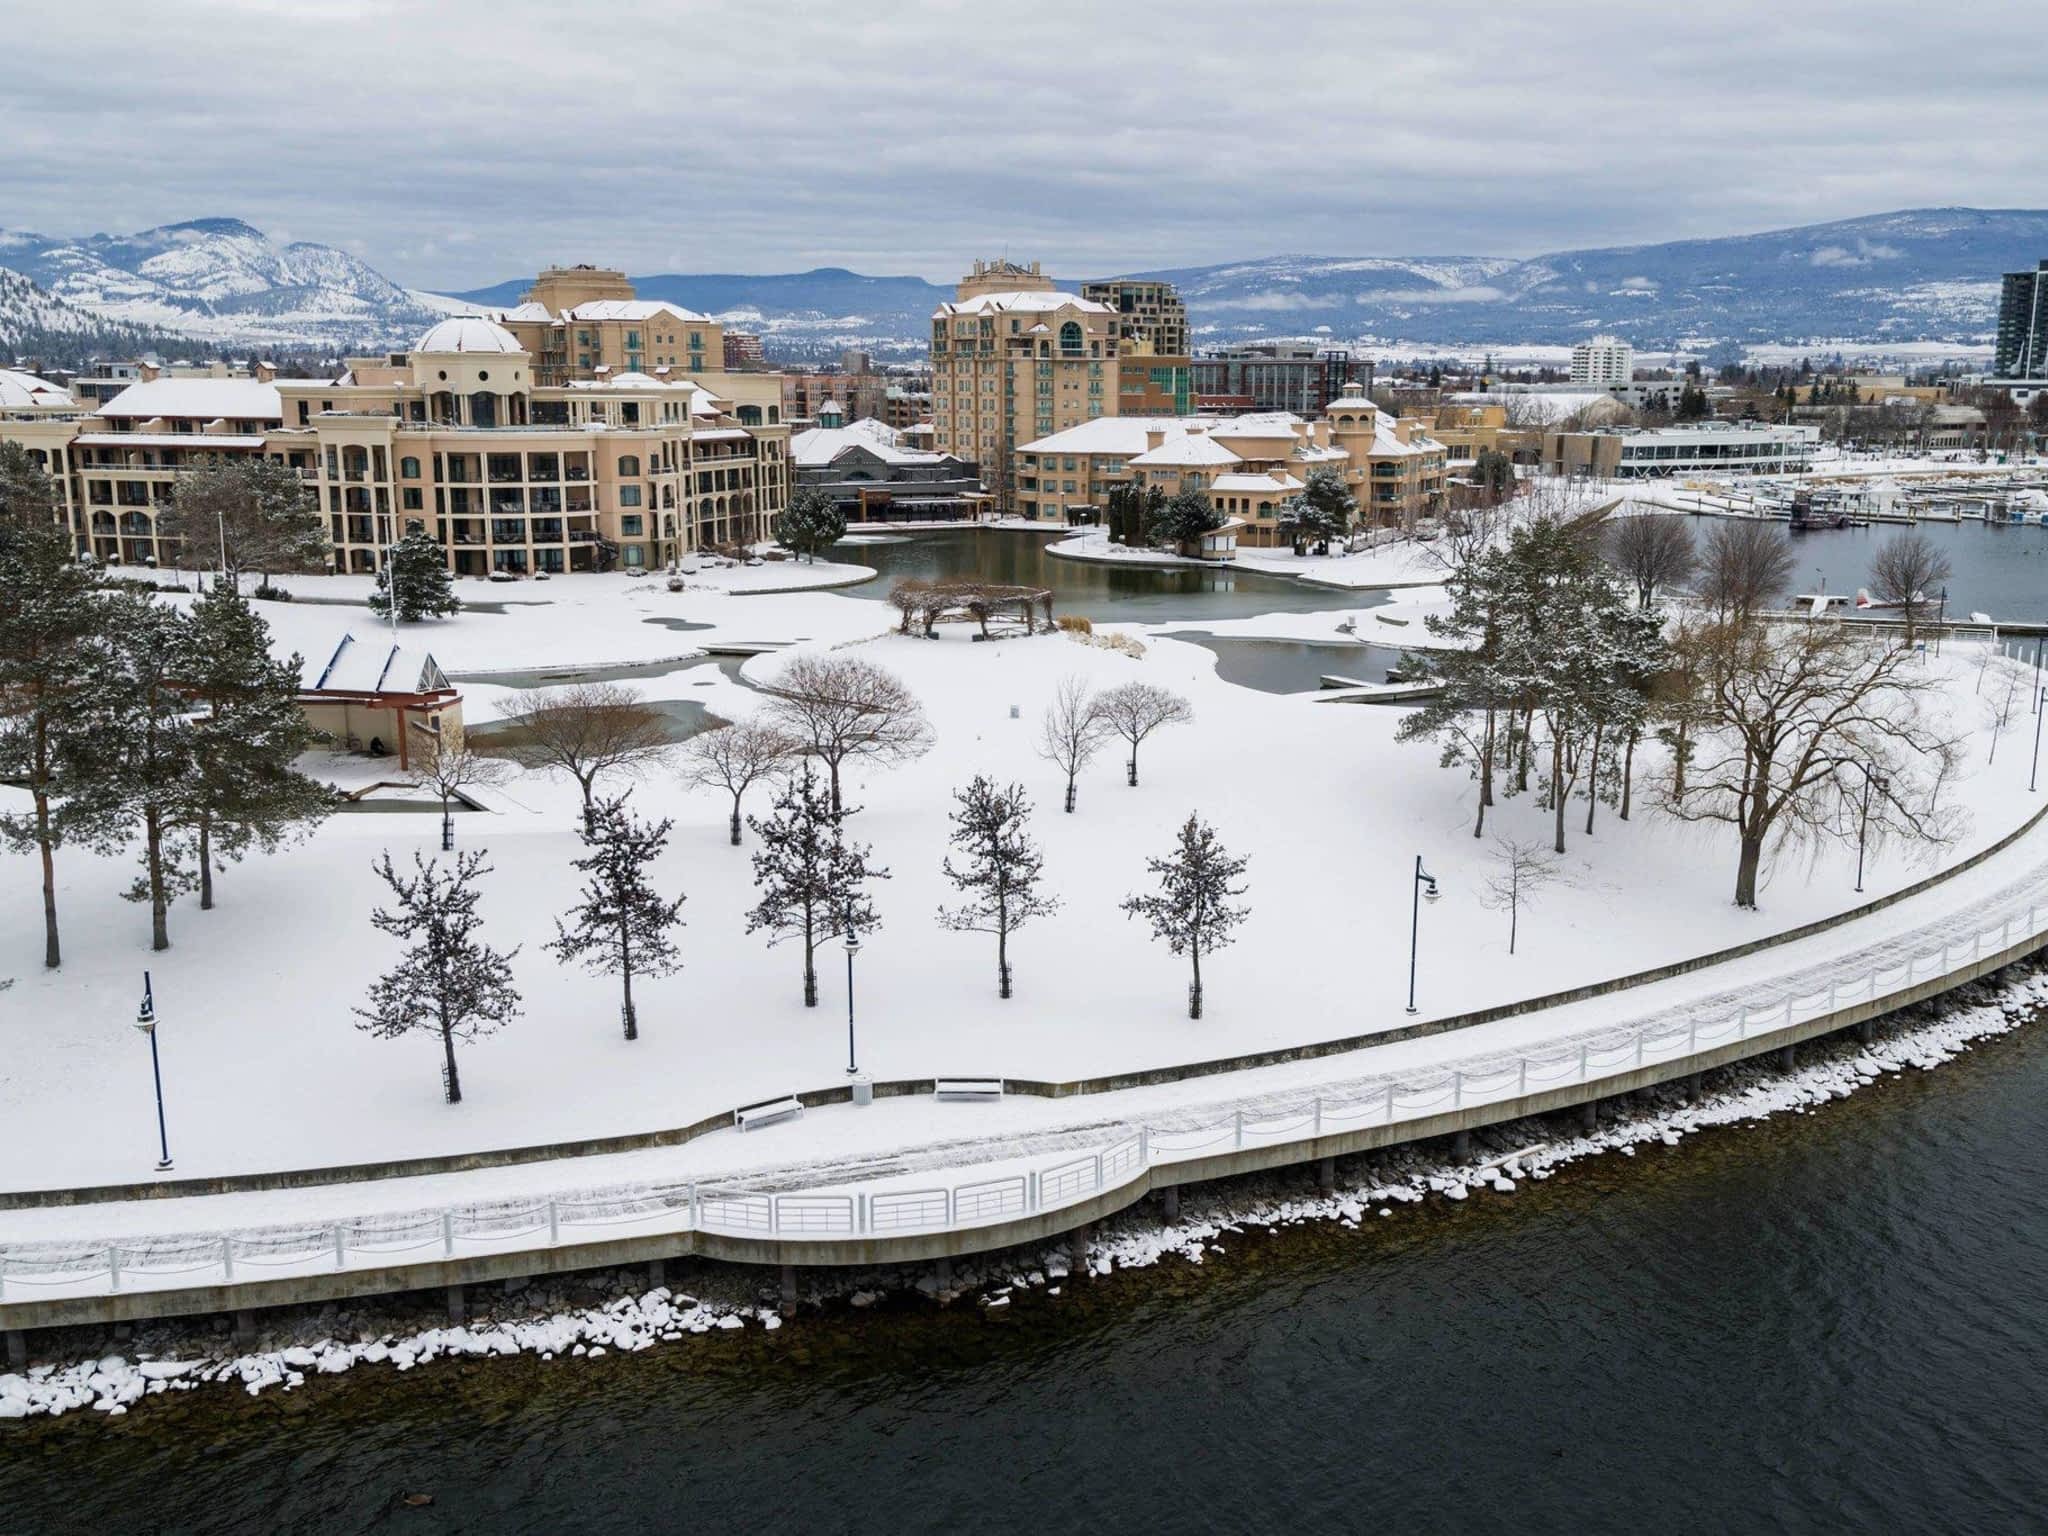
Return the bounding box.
[1604,513,1697,608]
[1036,675,1109,812]
[1095,681,1193,787]
[504,682,673,820]
[407,723,512,843]
[1695,519,1796,623]
[1477,836,1568,955]
[678,716,799,845]
[1866,530,1953,646]
[761,653,933,812]
[1665,619,1963,908]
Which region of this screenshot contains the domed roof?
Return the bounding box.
[414,316,524,355]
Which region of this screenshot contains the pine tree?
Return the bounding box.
[778,487,847,563]
[356,850,521,1105]
[1154,488,1222,554]
[98,596,203,951]
[1122,813,1250,1020]
[181,581,334,910]
[0,515,120,966]
[938,776,1059,998]
[369,528,460,622]
[746,763,889,1007]
[547,794,687,1041]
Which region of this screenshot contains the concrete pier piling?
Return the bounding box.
[1160,1186,1180,1220]
[934,1257,954,1292]
[5,1329,25,1368]
[1579,1102,1599,1133]
[646,1259,665,1292]
[1316,1157,1337,1192]
[1450,1131,1473,1164]
[234,1309,257,1349]
[1069,1223,1092,1279]
[446,1284,466,1325]
[1855,1018,1877,1044]
[1777,1044,1797,1072]
[779,1264,798,1316]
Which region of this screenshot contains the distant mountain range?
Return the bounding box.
[4,207,2044,366]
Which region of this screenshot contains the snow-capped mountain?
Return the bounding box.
[0,217,463,352]
[0,266,177,366]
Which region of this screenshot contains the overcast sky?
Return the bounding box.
[9,0,2045,290]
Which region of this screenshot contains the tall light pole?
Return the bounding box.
[2032,685,2047,794]
[1854,763,1887,894]
[1405,855,1441,1015]
[133,972,173,1172]
[843,917,861,1076]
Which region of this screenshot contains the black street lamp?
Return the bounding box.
[133,971,173,1172]
[843,917,861,1076]
[1406,855,1441,1016]
[2031,684,2047,794]
[1854,762,1888,894]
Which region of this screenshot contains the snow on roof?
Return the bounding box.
[0,368,72,409]
[94,379,282,421]
[72,432,268,449]
[935,290,1113,319]
[1208,412,1308,439]
[300,631,451,697]
[414,316,525,355]
[564,299,712,325]
[791,416,945,469]
[1129,434,1242,468]
[492,302,554,323]
[1020,415,1224,456]
[1212,471,1304,493]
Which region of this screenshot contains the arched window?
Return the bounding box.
[618,454,641,477]
[737,405,762,426]
[1059,321,1082,354]
[400,456,421,479]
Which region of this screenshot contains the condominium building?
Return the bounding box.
[493,265,723,387]
[1570,335,1635,387]
[723,332,767,370]
[1995,260,2048,380]
[1,313,791,575]
[780,368,888,427]
[1192,344,1368,417]
[931,259,1122,506]
[1081,279,1190,357]
[1015,382,1446,539]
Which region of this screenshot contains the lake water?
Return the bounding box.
[8,983,2045,1533]
[1759,517,2048,622]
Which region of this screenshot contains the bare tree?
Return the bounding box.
[407,723,512,847]
[1665,619,1963,908]
[504,682,673,820]
[1095,681,1193,787]
[161,456,327,592]
[761,652,933,812]
[1694,519,1796,623]
[1477,836,1568,955]
[1036,675,1109,812]
[1604,514,1696,608]
[1866,530,1953,646]
[678,716,799,845]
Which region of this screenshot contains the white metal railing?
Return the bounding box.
[3,894,2041,1304]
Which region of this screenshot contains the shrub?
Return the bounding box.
[252,582,294,601]
[1056,614,1093,635]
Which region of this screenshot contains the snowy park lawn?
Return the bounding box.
[1,577,2039,1191]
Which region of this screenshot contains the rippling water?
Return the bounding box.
[9,1007,2047,1535]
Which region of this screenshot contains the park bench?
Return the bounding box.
[734,1096,804,1131]
[934,1078,1004,1102]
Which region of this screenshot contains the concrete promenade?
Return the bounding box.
[4,802,2045,1340]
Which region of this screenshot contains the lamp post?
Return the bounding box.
[1405,855,1441,1016]
[2031,684,2047,794]
[133,972,173,1172]
[842,918,861,1076]
[1854,762,1888,894]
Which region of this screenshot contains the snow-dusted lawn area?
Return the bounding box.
[1,576,2036,1191]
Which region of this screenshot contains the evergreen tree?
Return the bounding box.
[181,581,334,909]
[355,849,522,1105]
[369,527,460,622]
[778,486,847,563]
[1121,812,1250,1020]
[746,763,889,1007]
[0,442,66,542]
[0,515,119,966]
[1154,488,1222,554]
[98,597,203,950]
[1297,466,1355,552]
[547,793,686,1042]
[938,776,1059,998]
[1472,447,1515,504]
[163,457,327,592]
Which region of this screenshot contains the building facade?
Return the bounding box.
[1192,345,1368,416]
[1542,421,1818,479]
[1081,279,1190,356]
[1995,260,2048,381]
[1570,335,1634,386]
[791,415,985,522]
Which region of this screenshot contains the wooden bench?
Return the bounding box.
[934,1078,1004,1103]
[734,1096,804,1131]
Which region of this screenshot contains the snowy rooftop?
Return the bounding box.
[72,432,269,450]
[1128,434,1242,468]
[94,379,283,421]
[1212,471,1304,492]
[934,290,1114,319]
[792,416,945,469]
[0,368,72,409]
[299,631,452,697]
[564,299,713,325]
[414,316,525,355]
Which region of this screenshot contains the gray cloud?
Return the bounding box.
[5,0,2044,289]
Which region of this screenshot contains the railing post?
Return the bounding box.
[1313,1097,1322,1137]
[857,1193,868,1234]
[1579,1043,1590,1079]
[1234,1109,1244,1149]
[1094,1152,1105,1189]
[548,1200,560,1244]
[107,1246,120,1291]
[1827,979,1837,1011]
[1384,1082,1396,1123]
[947,1187,957,1226]
[1517,1059,1528,1095]
[688,1183,699,1230]
[1635,1035,1644,1068]
[1029,1170,1039,1211]
[1687,1018,1698,1053]
[441,1211,454,1257]
[1140,1126,1151,1163]
[1738,1009,1749,1040]
[221,1235,233,1280]
[333,1224,345,1270]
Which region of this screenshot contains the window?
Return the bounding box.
[1059,321,1082,354]
[618,455,641,476]
[620,514,644,536]
[623,544,646,568]
[619,485,643,507]
[402,488,423,511]
[400,457,420,478]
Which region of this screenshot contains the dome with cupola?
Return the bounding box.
[414,316,524,354]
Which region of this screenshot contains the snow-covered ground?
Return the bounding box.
[0,564,2037,1193]
[1050,528,1453,590]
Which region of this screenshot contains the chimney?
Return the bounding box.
[1146,429,1166,451]
[255,360,277,382]
[138,360,161,382]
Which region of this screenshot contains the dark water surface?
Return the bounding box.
[8,1004,2048,1535]
[1770,517,2048,622]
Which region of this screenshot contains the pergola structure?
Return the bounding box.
[886,578,1055,638]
